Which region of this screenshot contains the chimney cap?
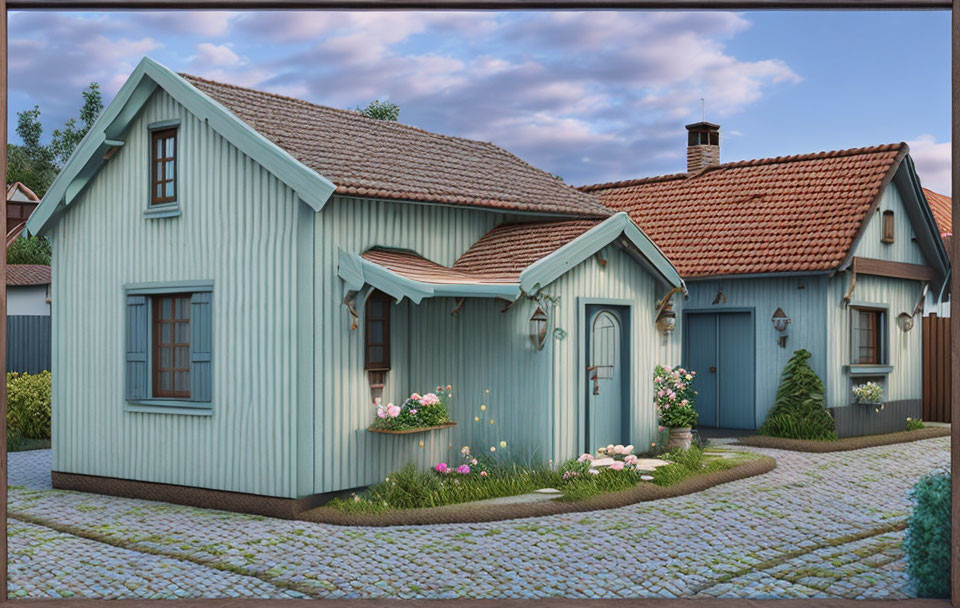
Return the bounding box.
[685,121,720,131]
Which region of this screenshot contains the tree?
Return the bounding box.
[7,106,58,198]
[357,100,399,122]
[758,349,837,441]
[7,235,52,265]
[50,83,103,167]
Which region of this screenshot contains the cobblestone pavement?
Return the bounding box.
[6,437,949,599]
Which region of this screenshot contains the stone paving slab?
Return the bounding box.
[5,436,950,600]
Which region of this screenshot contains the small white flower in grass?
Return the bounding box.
[490,446,496,452]
[588,469,600,475]
[500,441,507,448]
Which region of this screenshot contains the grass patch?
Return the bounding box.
[7,436,50,452]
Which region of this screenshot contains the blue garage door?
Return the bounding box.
[684,312,756,430]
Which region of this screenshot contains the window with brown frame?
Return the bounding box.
[153,294,192,398]
[151,128,177,205]
[364,291,391,370]
[881,210,895,243]
[852,307,884,365]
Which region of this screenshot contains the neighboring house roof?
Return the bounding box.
[182,74,610,218]
[6,264,50,286]
[338,212,682,304]
[6,182,40,203]
[582,143,947,280]
[923,188,952,238]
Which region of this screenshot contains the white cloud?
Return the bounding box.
[192,43,242,68]
[908,134,951,196]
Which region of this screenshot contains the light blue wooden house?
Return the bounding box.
[585,123,951,437]
[26,57,685,508]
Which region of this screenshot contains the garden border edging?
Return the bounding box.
[296,455,777,527]
[736,427,950,453]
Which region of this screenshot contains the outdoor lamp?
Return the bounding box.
[530,307,549,351]
[656,302,677,334]
[772,307,791,347]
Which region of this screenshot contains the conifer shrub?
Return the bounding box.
[904,472,950,597]
[758,349,837,441]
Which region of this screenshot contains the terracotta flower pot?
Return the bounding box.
[666,426,693,450]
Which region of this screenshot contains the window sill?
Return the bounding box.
[144,203,181,219]
[845,364,893,376]
[125,400,212,416]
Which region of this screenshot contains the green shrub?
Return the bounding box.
[7,371,52,439]
[7,235,51,266]
[906,417,925,431]
[7,427,24,453]
[904,473,950,597]
[758,349,837,441]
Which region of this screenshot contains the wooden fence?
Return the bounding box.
[6,315,50,374]
[922,314,951,423]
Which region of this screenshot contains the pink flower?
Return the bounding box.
[420,393,440,406]
[386,404,401,418]
[434,463,448,473]
[480,471,488,477]
[658,426,665,432]
[654,376,663,383]
[610,461,625,471]
[577,453,594,463]
[456,464,470,475]
[624,455,638,464]
[657,390,666,397]
[471,458,478,465]
[409,409,418,415]
[679,399,689,407]
[376,407,386,419]
[410,393,422,401]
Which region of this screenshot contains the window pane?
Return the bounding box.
[165,160,175,180]
[368,320,383,343]
[159,346,172,368]
[368,346,383,363]
[181,299,190,319]
[156,138,163,157]
[165,182,174,198]
[368,300,383,318]
[161,298,172,320]
[160,323,172,344]
[175,371,190,392]
[165,136,175,157]
[159,371,171,391]
[175,346,189,369]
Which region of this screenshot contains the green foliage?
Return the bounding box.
[906,417,925,431]
[369,387,452,431]
[330,461,561,513]
[50,83,104,166]
[651,446,730,486]
[904,473,950,597]
[7,235,52,265]
[559,466,642,501]
[7,371,52,440]
[6,144,57,197]
[6,427,24,453]
[758,349,837,441]
[357,100,400,121]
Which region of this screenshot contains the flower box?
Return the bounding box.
[367,422,457,435]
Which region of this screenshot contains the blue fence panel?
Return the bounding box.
[7,315,51,374]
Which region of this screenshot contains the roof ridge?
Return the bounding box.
[181,72,507,150]
[579,142,907,193]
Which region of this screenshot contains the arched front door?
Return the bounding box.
[585,306,629,452]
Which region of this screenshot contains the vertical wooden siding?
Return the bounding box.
[683,276,827,428]
[825,274,924,406]
[313,196,507,493]
[51,89,303,498]
[6,315,50,374]
[852,181,928,265]
[922,314,952,422]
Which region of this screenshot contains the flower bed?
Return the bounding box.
[654,365,698,440]
[368,385,454,433]
[329,443,756,513]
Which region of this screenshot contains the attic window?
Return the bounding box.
[881,210,895,244]
[364,291,391,370]
[151,128,177,205]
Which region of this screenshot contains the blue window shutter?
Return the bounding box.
[190,291,213,402]
[125,295,148,400]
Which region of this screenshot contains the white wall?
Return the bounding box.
[8,285,49,316]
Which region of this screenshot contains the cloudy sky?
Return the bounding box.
[6,10,951,192]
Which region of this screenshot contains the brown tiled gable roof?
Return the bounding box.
[362,248,517,284]
[182,74,611,219]
[454,220,601,280]
[581,143,907,278]
[7,264,50,286]
[923,188,952,238]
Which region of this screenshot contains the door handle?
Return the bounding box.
[709,366,717,373]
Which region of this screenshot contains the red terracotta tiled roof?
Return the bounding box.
[362,248,516,284]
[453,220,601,280]
[923,188,952,238]
[7,264,50,286]
[581,143,907,278]
[182,75,611,219]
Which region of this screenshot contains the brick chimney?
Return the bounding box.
[685,122,720,173]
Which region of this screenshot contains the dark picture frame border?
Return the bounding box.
[0,1,955,606]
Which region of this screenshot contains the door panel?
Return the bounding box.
[685,313,718,428]
[718,312,756,429]
[585,307,626,452]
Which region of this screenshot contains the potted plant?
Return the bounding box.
[654,365,699,450]
[852,381,884,414]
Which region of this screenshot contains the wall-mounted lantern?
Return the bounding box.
[530,307,549,350]
[656,302,677,334]
[897,312,915,332]
[772,307,791,348]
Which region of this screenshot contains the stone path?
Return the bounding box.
[6,437,950,599]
